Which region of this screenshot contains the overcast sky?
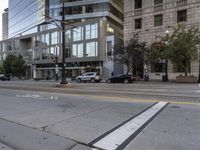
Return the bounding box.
[0,0,8,40]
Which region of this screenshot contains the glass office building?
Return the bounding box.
[9,0,48,37]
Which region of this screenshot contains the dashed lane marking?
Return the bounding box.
[16,94,58,100]
[91,102,168,150]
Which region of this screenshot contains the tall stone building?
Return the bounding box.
[2,8,8,40]
[124,0,200,80]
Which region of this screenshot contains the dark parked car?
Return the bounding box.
[106,74,134,83]
[0,74,10,81]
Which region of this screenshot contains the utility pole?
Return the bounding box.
[198,50,200,83]
[60,1,67,84]
[164,29,169,82]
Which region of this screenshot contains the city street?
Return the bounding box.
[0,81,200,150]
[1,0,200,149]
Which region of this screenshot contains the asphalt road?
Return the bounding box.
[0,80,200,102]
[0,81,200,150]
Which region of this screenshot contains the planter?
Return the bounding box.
[176,76,197,83]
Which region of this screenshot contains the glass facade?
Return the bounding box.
[1,0,124,79]
[72,43,83,58]
[51,31,59,45]
[9,0,48,37]
[85,23,98,40]
[73,26,84,42]
[86,41,98,57]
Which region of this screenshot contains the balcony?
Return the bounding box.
[177,0,187,7]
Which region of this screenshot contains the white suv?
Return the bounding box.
[76,72,102,83]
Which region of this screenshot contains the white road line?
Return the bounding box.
[92,102,168,150]
[198,84,200,88]
[0,142,14,150]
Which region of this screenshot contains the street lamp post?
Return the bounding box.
[198,50,200,83]
[60,1,67,84]
[55,45,58,81]
[164,29,169,82]
[44,0,76,84]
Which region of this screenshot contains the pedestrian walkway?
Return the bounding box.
[0,119,76,150]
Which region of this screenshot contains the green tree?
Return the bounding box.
[169,24,200,76]
[0,64,4,73]
[151,37,171,81]
[123,33,149,76]
[3,54,26,78]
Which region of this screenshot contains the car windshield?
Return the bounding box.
[83,72,95,76]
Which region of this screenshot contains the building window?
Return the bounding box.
[51,32,59,45]
[41,34,49,46]
[154,0,163,5]
[42,48,50,60]
[109,4,124,21]
[65,30,71,45]
[33,49,41,60]
[107,41,112,56]
[135,0,142,9]
[154,14,163,26]
[86,41,98,57]
[65,6,82,15]
[86,5,93,13]
[72,43,83,58]
[151,62,165,72]
[85,23,98,40]
[135,18,142,29]
[177,10,187,22]
[173,62,185,72]
[73,26,83,41]
[50,46,60,59]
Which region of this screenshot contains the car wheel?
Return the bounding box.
[91,78,95,83]
[124,79,129,83]
[77,78,81,83]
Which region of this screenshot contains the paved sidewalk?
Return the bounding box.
[0,118,76,150]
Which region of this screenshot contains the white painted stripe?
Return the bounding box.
[92,102,168,150]
[198,84,200,88]
[0,142,14,150]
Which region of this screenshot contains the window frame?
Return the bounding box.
[177,9,187,23]
[154,14,163,26]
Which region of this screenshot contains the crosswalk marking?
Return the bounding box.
[0,142,14,150]
[92,102,168,150]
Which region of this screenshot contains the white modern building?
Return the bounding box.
[0,0,124,80]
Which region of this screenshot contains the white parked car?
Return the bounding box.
[76,72,102,83]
